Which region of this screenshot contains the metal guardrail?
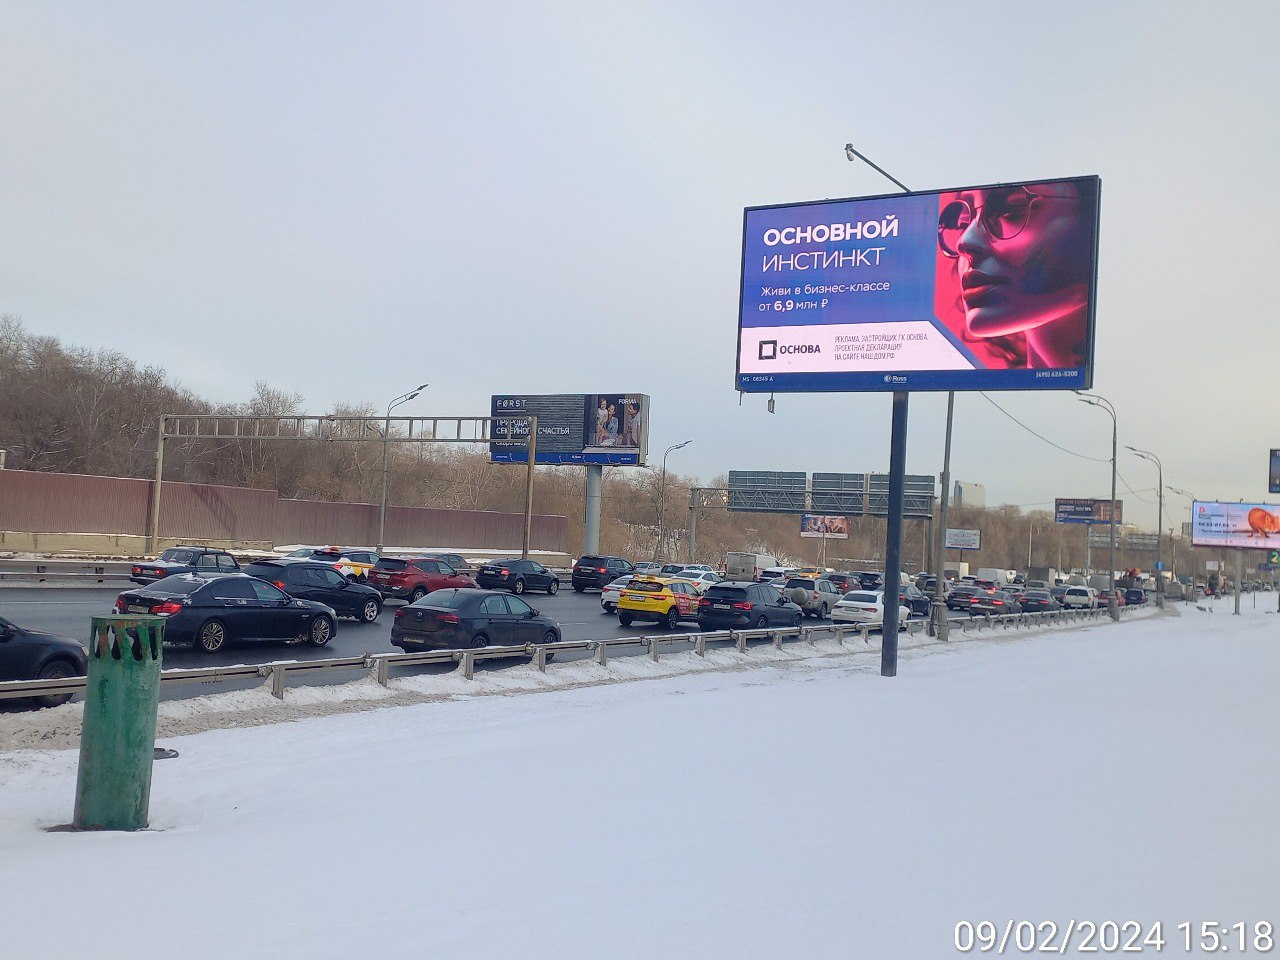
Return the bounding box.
[0,558,134,584]
[0,606,1124,704]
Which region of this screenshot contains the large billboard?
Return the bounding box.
[1055,498,1122,524]
[737,176,1101,393]
[945,528,981,550]
[800,514,848,539]
[1191,501,1280,549]
[1270,449,1280,494]
[490,394,649,465]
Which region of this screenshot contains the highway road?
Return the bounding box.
[0,586,804,704]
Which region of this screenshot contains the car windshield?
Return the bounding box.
[605,577,633,589]
[785,579,816,589]
[843,592,880,603]
[705,587,748,601]
[577,557,606,567]
[374,558,408,571]
[659,565,685,574]
[145,574,208,595]
[1026,590,1051,599]
[412,589,472,609]
[628,581,667,593]
[159,549,196,564]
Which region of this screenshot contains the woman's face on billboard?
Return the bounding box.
[941,183,1092,339]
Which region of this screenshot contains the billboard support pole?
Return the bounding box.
[930,392,954,640]
[521,416,537,561]
[880,391,909,677]
[688,488,699,563]
[1234,549,1242,615]
[584,464,602,555]
[147,417,166,554]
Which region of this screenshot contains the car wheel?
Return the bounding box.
[540,630,558,661]
[754,615,768,629]
[307,616,333,647]
[34,660,78,708]
[471,634,488,649]
[573,584,585,593]
[603,602,616,614]
[196,619,227,655]
[619,613,634,627]
[819,603,829,619]
[359,598,381,623]
[665,607,680,630]
[513,578,526,595]
[791,613,802,627]
[547,579,559,595]
[410,586,427,603]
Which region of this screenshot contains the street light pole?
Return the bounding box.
[1077,392,1119,620]
[377,383,428,553]
[1125,445,1164,607]
[654,440,692,562]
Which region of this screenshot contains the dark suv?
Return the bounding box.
[242,559,383,622]
[130,546,239,585]
[571,555,634,592]
[696,581,803,630]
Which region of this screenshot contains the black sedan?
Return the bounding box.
[0,615,88,708]
[1020,589,1059,612]
[946,585,980,610]
[898,585,932,617]
[391,588,561,651]
[243,560,383,622]
[114,574,337,654]
[474,559,560,595]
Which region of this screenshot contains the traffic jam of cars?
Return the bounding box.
[2,541,1165,708]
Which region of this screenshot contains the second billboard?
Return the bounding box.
[1191,501,1280,549]
[737,176,1101,393]
[490,394,649,465]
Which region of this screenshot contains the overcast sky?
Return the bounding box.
[3,1,1275,534]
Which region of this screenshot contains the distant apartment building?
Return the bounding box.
[953,481,986,508]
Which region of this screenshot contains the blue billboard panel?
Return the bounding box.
[1055,498,1122,524]
[736,176,1101,393]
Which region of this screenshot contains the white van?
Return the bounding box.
[724,552,779,582]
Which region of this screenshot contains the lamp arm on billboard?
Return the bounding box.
[845,142,954,643]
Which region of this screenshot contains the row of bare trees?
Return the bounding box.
[3,316,1206,573]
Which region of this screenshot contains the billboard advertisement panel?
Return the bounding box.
[1270,448,1279,494]
[800,514,848,539]
[1055,498,1122,524]
[1191,501,1280,549]
[737,176,1101,393]
[945,528,981,550]
[490,394,649,465]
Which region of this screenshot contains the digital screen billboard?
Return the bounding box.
[490,394,649,465]
[737,176,1101,393]
[1270,449,1279,494]
[1191,501,1280,549]
[800,514,848,539]
[1055,498,1122,524]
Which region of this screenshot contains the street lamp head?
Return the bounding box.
[844,143,857,162]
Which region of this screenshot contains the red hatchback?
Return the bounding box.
[369,557,477,602]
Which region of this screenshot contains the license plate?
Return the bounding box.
[127,604,150,613]
[714,602,730,608]
[372,573,387,580]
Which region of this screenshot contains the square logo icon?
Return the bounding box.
[758,339,778,361]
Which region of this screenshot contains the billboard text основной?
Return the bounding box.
[490,394,649,465]
[1191,501,1280,549]
[737,176,1101,393]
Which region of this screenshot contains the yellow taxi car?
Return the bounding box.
[617,576,701,630]
[311,546,379,582]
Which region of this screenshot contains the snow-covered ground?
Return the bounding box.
[2,599,1277,959]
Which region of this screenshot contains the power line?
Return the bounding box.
[979,393,1110,463]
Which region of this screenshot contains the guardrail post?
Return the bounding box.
[461,651,475,680]
[74,615,164,831]
[772,628,783,650]
[694,635,706,657]
[594,641,607,666]
[533,646,547,672]
[734,630,746,653]
[649,636,660,662]
[267,664,286,699]
[373,656,390,687]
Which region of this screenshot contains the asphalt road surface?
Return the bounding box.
[1,585,817,704]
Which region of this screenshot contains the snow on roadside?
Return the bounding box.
[0,606,1158,754]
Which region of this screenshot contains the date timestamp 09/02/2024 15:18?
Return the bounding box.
[954,920,1274,954]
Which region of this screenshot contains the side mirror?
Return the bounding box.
[0,624,13,641]
[528,608,539,619]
